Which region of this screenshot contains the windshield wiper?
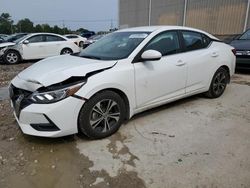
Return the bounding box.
[81,55,101,60]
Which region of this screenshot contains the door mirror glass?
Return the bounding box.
[141,50,162,61]
[23,40,29,44]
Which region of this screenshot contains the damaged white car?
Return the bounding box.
[0,33,80,64]
[9,26,236,139]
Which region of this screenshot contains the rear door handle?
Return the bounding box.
[175,60,186,66]
[211,51,219,57]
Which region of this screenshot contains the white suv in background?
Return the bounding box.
[0,33,80,64]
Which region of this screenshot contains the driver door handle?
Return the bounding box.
[175,60,186,67]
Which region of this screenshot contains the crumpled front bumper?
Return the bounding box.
[9,78,85,137]
[10,96,84,137]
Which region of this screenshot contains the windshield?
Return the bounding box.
[13,35,28,43]
[5,34,27,43]
[239,30,250,40]
[79,32,150,60]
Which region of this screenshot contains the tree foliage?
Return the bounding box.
[0,12,90,35]
[16,18,34,33]
[0,13,13,34]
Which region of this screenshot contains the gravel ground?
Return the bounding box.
[0,62,249,188]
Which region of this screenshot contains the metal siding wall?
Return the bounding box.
[246,0,250,30]
[186,0,247,34]
[119,0,248,34]
[119,0,149,28]
[151,0,185,26]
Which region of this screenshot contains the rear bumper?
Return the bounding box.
[236,57,250,69]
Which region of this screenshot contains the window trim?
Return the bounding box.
[132,29,219,63]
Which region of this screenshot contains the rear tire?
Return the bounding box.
[78,91,126,139]
[60,48,73,55]
[3,50,20,64]
[204,67,229,98]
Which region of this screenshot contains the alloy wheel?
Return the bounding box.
[62,49,72,54]
[89,99,121,133]
[6,52,18,64]
[213,71,227,95]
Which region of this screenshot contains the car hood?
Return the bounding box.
[17,55,117,88]
[0,42,15,48]
[230,40,250,50]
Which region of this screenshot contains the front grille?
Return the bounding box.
[9,84,33,117]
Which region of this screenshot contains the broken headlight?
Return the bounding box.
[0,47,7,54]
[29,83,84,104]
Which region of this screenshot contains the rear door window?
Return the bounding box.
[45,35,66,42]
[182,31,211,51]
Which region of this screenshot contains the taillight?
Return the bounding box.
[231,48,236,56]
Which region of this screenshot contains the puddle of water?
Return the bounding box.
[0,87,9,100]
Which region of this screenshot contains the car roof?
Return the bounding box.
[64,34,78,36]
[118,26,218,40]
[25,33,67,38]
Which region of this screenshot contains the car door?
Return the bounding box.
[179,31,215,93]
[44,35,67,57]
[133,31,187,108]
[22,35,46,59]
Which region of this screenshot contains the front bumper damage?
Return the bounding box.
[9,79,85,137]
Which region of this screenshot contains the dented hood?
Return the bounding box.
[18,55,117,87]
[0,42,15,48]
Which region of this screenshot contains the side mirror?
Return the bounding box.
[141,50,162,61]
[23,40,29,44]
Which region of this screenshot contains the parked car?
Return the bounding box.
[80,31,95,39]
[230,29,250,69]
[83,34,105,48]
[0,34,9,40]
[9,26,235,139]
[5,33,28,42]
[0,33,80,64]
[64,34,87,48]
[0,36,5,43]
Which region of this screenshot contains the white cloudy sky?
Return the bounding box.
[0,0,118,31]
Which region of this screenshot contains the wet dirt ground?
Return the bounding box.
[0,63,250,188]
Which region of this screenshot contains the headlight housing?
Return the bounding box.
[29,83,84,104]
[0,47,7,53]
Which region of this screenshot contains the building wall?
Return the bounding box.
[119,0,250,35]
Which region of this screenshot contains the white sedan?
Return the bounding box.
[9,26,236,139]
[64,34,87,48]
[0,33,80,64]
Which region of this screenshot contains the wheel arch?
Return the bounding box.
[5,49,22,60]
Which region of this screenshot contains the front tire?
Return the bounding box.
[4,50,20,64]
[78,91,126,139]
[205,67,229,98]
